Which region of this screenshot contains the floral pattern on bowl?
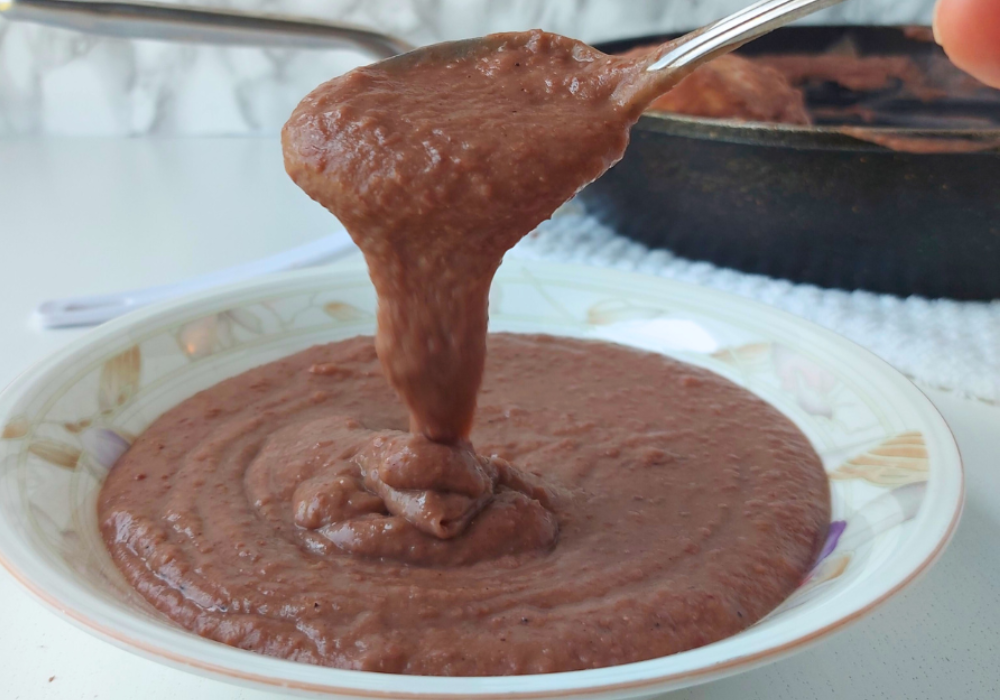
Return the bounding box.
[0,258,963,700]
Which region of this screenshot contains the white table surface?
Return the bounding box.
[1,137,998,700]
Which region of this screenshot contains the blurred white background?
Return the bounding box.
[0,0,936,136]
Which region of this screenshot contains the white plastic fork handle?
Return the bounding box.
[36,229,357,328]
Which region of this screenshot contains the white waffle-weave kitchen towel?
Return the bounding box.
[510,205,1000,404]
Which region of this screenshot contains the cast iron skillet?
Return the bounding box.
[584,26,1000,301]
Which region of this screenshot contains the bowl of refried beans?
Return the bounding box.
[0,255,962,698]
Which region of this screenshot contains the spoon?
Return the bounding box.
[0,0,414,56]
[20,0,847,328]
[36,230,355,329]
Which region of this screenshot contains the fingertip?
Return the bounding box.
[933,0,1000,88]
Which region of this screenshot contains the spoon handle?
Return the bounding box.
[36,230,356,328]
[0,0,413,57]
[646,0,848,72]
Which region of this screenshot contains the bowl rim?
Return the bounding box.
[0,260,965,698]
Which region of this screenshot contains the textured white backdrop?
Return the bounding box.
[515,205,1000,404]
[0,0,936,135]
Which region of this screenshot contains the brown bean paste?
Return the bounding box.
[100,31,830,676]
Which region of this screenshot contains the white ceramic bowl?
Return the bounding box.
[0,258,963,699]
